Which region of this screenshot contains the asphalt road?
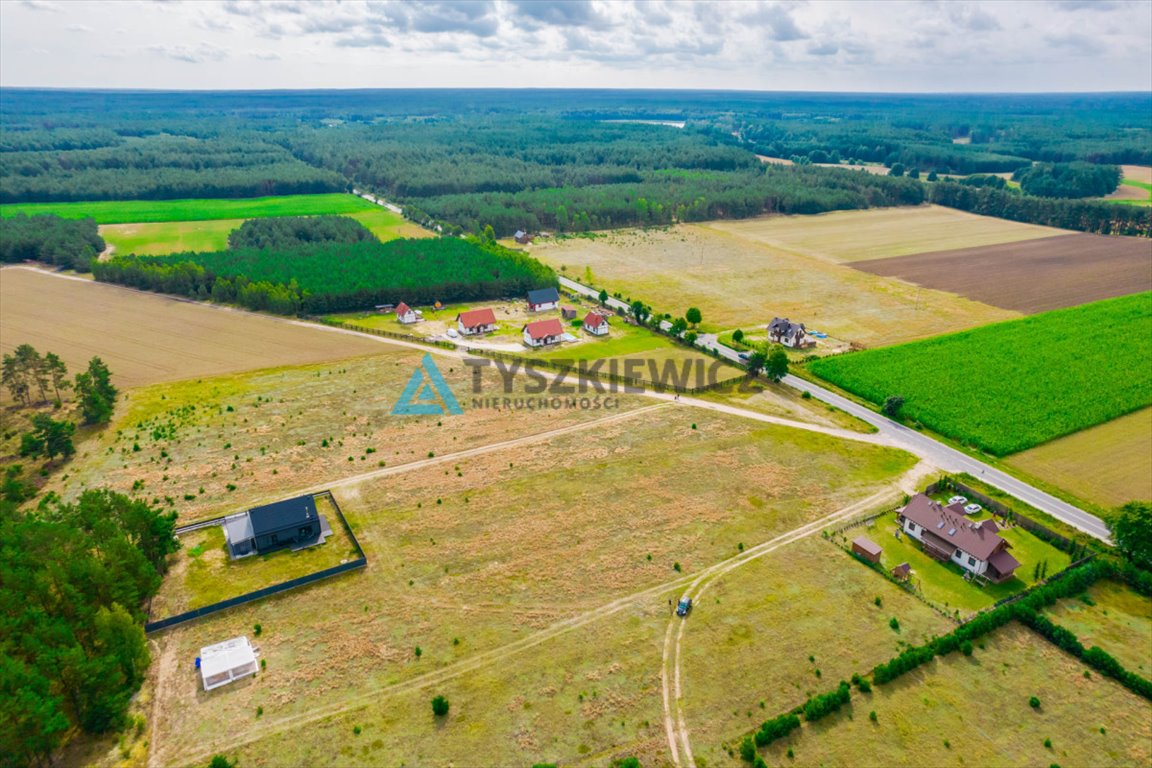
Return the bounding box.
[558,275,1111,542]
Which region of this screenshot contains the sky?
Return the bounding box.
[1,0,1150,93]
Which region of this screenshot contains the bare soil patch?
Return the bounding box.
[852,234,1152,313]
[0,267,385,390]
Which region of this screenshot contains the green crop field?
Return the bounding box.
[0,193,379,224]
[807,293,1152,455]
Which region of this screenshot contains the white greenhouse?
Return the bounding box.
[199,636,259,692]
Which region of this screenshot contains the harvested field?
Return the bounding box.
[852,233,1152,313]
[758,623,1152,767]
[537,223,1018,348]
[145,406,917,766]
[1122,165,1152,185]
[0,267,385,390]
[702,205,1068,263]
[1007,408,1152,510]
[1047,580,1152,676]
[680,536,954,766]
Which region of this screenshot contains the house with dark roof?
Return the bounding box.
[527,286,560,312]
[523,317,565,347]
[395,302,418,324]
[583,311,609,336]
[514,230,532,245]
[767,317,816,349]
[223,494,330,559]
[456,307,498,336]
[897,494,1021,583]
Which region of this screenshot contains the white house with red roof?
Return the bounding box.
[456,308,498,336]
[395,302,418,324]
[523,317,564,347]
[583,311,609,336]
[897,493,1021,583]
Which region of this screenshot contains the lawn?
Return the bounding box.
[807,292,1152,455]
[834,511,1072,616]
[0,267,386,391]
[142,405,918,766]
[1006,408,1152,510]
[535,217,1019,349]
[99,208,428,256]
[0,193,379,224]
[1047,580,1152,677]
[759,623,1152,767]
[148,494,362,618]
[678,536,955,767]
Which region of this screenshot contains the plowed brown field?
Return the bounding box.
[851,233,1152,313]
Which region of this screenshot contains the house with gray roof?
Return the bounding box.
[223,494,331,559]
[767,317,815,349]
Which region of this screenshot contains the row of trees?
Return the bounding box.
[1,490,179,766]
[929,182,1151,236]
[0,214,105,271]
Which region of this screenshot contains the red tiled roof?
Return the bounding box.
[395,302,411,315]
[523,318,564,340]
[901,493,1007,561]
[583,312,606,328]
[457,308,497,327]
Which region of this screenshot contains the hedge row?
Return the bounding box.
[872,559,1152,702]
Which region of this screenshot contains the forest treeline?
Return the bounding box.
[1,490,178,768]
[0,214,105,271]
[0,134,345,203]
[929,182,1151,236]
[1015,162,1122,199]
[94,218,556,313]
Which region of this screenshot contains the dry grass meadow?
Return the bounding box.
[0,267,385,390]
[678,536,956,766]
[756,623,1152,768]
[1005,408,1152,511]
[1047,580,1152,677]
[537,217,1020,347]
[143,405,918,767]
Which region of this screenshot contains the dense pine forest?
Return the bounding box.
[93,217,556,313]
[1,89,1149,236]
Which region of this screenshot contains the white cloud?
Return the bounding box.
[0,0,1147,91]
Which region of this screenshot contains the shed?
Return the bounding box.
[891,562,911,580]
[200,636,259,691]
[851,536,883,564]
[561,306,578,320]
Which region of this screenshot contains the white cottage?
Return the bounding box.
[523,317,564,347]
[583,311,609,336]
[395,302,419,324]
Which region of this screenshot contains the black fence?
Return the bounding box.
[144,491,366,634]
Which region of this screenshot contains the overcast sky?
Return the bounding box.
[2,0,1149,92]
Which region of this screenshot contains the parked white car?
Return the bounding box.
[964,503,982,515]
[446,329,459,338]
[948,495,968,505]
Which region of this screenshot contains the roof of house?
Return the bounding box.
[395,301,412,315]
[457,307,497,327]
[852,536,882,557]
[514,230,527,239]
[768,317,806,338]
[247,494,318,537]
[988,548,1021,575]
[527,286,560,305]
[901,493,1008,561]
[524,318,564,340]
[583,312,607,328]
[223,511,254,544]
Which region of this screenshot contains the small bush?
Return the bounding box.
[869,710,878,722]
[673,562,681,572]
[353,725,361,735]
[1030,696,1041,709]
[414,646,422,659]
[739,736,756,762]
[1044,738,1052,749]
[253,623,262,636]
[889,617,900,631]
[432,695,450,717]
[961,640,974,656]
[255,706,263,718]
[874,596,882,607]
